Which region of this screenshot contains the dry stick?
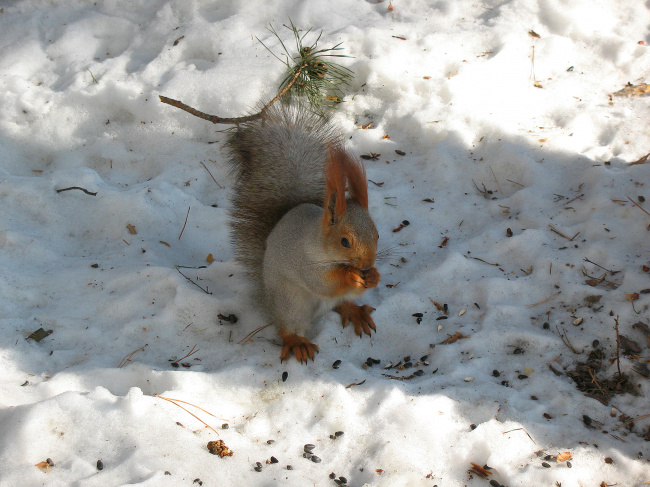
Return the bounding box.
[502,427,536,444]
[155,395,220,435]
[613,413,650,431]
[614,315,622,379]
[563,193,584,206]
[172,344,199,364]
[555,324,580,354]
[584,257,614,274]
[489,165,502,194]
[507,178,525,187]
[627,196,650,218]
[548,224,573,240]
[238,323,274,345]
[526,291,561,308]
[175,266,211,294]
[56,186,97,196]
[199,161,223,188]
[178,206,191,240]
[118,344,147,368]
[159,64,308,125]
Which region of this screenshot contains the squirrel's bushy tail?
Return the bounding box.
[226,103,337,284]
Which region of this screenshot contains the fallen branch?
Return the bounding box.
[56,186,97,196]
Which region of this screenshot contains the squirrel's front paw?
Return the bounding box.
[335,301,376,337]
[278,330,319,364]
[362,267,380,289]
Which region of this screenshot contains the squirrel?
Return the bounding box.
[226,103,380,363]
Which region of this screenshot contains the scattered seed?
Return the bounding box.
[513,347,524,354]
[474,303,480,309]
[604,457,613,464]
[414,370,424,376]
[541,462,551,468]
[372,358,380,364]
[194,479,203,485]
[96,459,103,471]
[303,452,312,459]
[592,339,599,348]
[412,313,423,318]
[165,471,171,475]
[332,360,342,369]
[395,150,406,155]
[311,455,322,463]
[420,355,428,361]
[221,423,229,429]
[437,324,444,332]
[339,476,348,484]
[267,439,275,445]
[304,444,315,452]
[543,322,550,329]
[254,466,263,472]
[506,228,513,237]
[46,458,54,466]
[403,355,411,362]
[573,317,583,326]
[583,415,592,426]
[464,376,475,382]
[330,472,337,479]
[492,370,500,377]
[436,316,447,320]
[566,461,572,468]
[335,431,344,437]
[459,308,467,316]
[282,371,288,382]
[270,456,278,464]
[518,374,529,380]
[490,481,500,487]
[366,357,374,366]
[639,195,645,202]
[470,424,477,430]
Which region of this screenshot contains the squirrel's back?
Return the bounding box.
[226,103,337,284]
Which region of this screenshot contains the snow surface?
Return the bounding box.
[1,1,649,486]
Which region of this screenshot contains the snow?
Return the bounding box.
[0,0,649,486]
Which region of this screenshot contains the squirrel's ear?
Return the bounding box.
[323,145,347,228]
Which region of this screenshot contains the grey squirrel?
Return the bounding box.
[227,103,380,363]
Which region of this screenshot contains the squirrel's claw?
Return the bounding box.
[335,301,377,337]
[279,331,319,364]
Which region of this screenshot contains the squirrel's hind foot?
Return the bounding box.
[278,330,319,364]
[335,301,376,337]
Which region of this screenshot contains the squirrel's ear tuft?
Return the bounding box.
[323,145,348,227]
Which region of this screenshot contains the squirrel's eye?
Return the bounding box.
[341,237,350,248]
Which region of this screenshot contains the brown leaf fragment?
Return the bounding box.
[345,379,366,388]
[557,452,572,462]
[382,134,390,139]
[439,236,449,248]
[534,81,543,88]
[529,30,541,38]
[206,253,215,264]
[625,292,640,302]
[440,332,469,344]
[631,152,649,165]
[469,462,492,478]
[613,82,650,97]
[26,327,53,342]
[35,461,50,473]
[207,440,233,457]
[358,122,373,129]
[430,300,445,312]
[126,224,137,234]
[159,241,171,247]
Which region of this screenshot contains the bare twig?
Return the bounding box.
[548,224,573,240]
[199,161,223,188]
[178,206,191,240]
[526,291,561,308]
[555,325,580,354]
[155,395,220,435]
[118,344,147,368]
[171,344,199,365]
[175,266,211,294]
[489,166,502,195]
[238,323,274,345]
[627,196,650,218]
[614,315,622,378]
[613,413,650,431]
[56,186,97,196]
[159,64,308,125]
[583,257,614,274]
